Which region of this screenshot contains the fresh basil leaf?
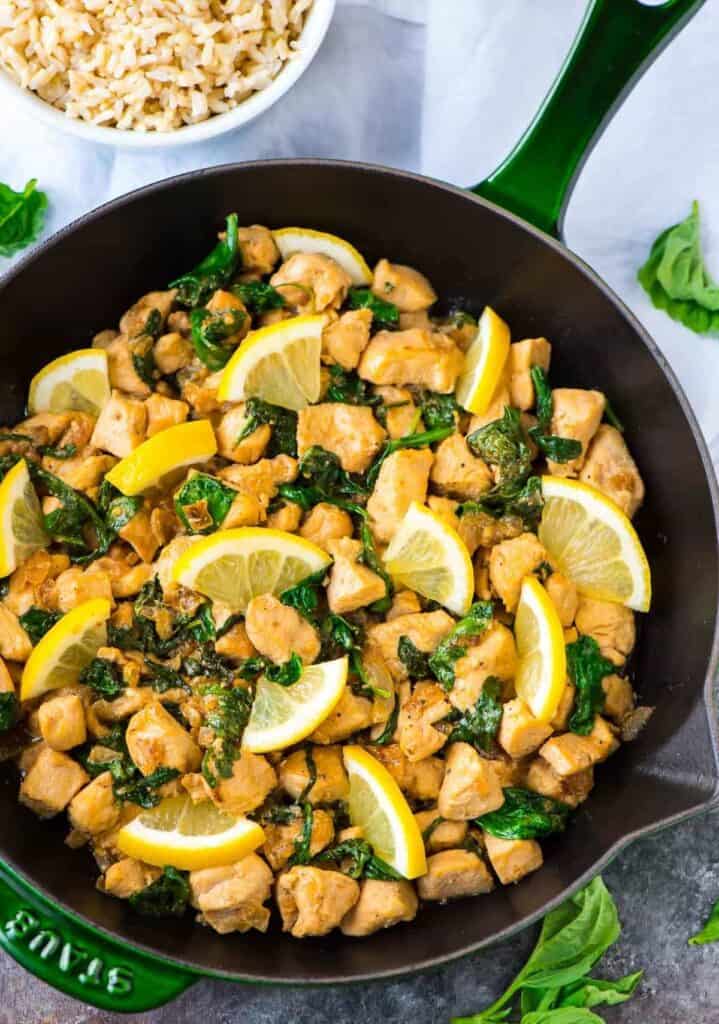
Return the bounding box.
[0,179,48,258]
[477,787,571,840]
[520,1010,605,1024]
[558,971,643,1008]
[566,637,614,735]
[689,899,719,945]
[170,213,240,308]
[347,287,400,330]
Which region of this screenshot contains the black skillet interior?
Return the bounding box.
[0,162,717,983]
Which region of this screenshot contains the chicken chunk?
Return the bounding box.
[153,332,194,374]
[438,742,505,819]
[386,589,422,620]
[373,385,422,439]
[398,681,451,762]
[20,746,89,817]
[367,610,455,680]
[310,687,374,744]
[579,425,645,518]
[297,404,386,474]
[539,716,619,777]
[271,253,351,312]
[267,501,303,533]
[263,808,334,871]
[90,391,147,457]
[372,744,445,801]
[417,850,494,901]
[430,434,493,500]
[119,290,175,338]
[525,758,594,808]
[545,572,578,627]
[299,502,353,552]
[106,336,152,397]
[279,746,349,804]
[214,621,256,661]
[341,879,418,936]
[186,751,276,815]
[68,771,120,835]
[326,537,387,614]
[489,532,549,612]
[218,455,298,509]
[366,448,433,543]
[414,810,468,853]
[574,597,635,665]
[38,693,87,751]
[358,328,464,393]
[190,854,273,935]
[44,448,117,494]
[551,683,576,732]
[0,605,32,661]
[451,623,517,711]
[602,674,635,723]
[322,309,372,369]
[546,388,605,477]
[215,403,271,465]
[102,858,161,900]
[483,833,543,885]
[125,701,201,776]
[55,566,114,613]
[237,225,280,274]
[371,259,437,312]
[498,699,553,759]
[508,338,552,411]
[245,594,321,665]
[277,866,359,938]
[143,393,189,438]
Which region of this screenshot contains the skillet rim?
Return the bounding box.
[1,157,718,985]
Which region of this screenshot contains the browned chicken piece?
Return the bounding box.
[417,850,494,901]
[482,755,524,789]
[546,388,605,477]
[414,810,468,853]
[20,746,89,817]
[186,751,276,815]
[545,572,578,627]
[214,621,256,661]
[366,448,434,543]
[341,879,418,936]
[153,332,194,374]
[120,290,176,337]
[451,623,517,712]
[126,701,201,776]
[310,687,374,744]
[222,493,265,528]
[102,858,161,899]
[96,645,142,686]
[489,532,549,612]
[55,565,114,612]
[245,594,321,665]
[386,589,422,620]
[498,699,553,759]
[525,758,594,808]
[90,391,147,457]
[279,746,349,804]
[0,605,32,661]
[398,681,451,762]
[238,225,280,274]
[205,289,250,346]
[358,328,464,393]
[483,833,543,885]
[299,502,353,552]
[218,455,298,509]
[551,684,576,732]
[297,403,386,474]
[89,555,152,600]
[38,693,87,751]
[427,496,479,558]
[430,434,493,500]
[579,425,645,518]
[438,742,505,819]
[322,309,373,369]
[68,771,120,835]
[575,597,635,665]
[92,687,152,724]
[367,610,455,680]
[190,854,274,935]
[540,716,619,777]
[267,501,303,532]
[0,656,14,699]
[119,506,168,564]
[399,310,433,331]
[371,259,437,312]
[270,253,352,312]
[602,674,635,723]
[143,393,189,438]
[43,448,117,494]
[263,808,334,871]
[373,385,423,439]
[92,329,118,349]
[325,537,387,614]
[276,866,359,938]
[106,336,152,397]
[372,744,445,801]
[508,338,552,411]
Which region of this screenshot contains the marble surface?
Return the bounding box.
[1,1,719,1021]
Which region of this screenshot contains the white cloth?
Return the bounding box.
[1,0,718,457]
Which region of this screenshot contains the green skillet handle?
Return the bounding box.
[473,0,706,238]
[0,860,196,1012]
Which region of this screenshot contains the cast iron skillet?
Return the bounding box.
[0,0,717,1013]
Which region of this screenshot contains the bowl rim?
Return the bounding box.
[0,0,336,150]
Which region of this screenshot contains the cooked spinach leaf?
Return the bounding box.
[145,660,190,694]
[288,802,314,866]
[397,635,430,680]
[325,364,383,407]
[0,693,19,733]
[190,306,246,370]
[527,367,582,464]
[111,762,179,808]
[0,178,48,258]
[358,519,392,613]
[428,601,493,691]
[236,397,297,457]
[174,473,236,533]
[314,838,402,880]
[418,391,458,431]
[566,637,614,735]
[478,787,571,840]
[602,397,624,433]
[320,613,389,699]
[448,677,502,752]
[371,696,399,746]
[278,446,368,516]
[200,682,253,787]
[280,568,327,620]
[347,287,400,330]
[97,480,143,533]
[265,653,303,686]
[18,607,62,645]
[80,657,124,699]
[232,280,285,314]
[128,866,190,918]
[170,213,240,308]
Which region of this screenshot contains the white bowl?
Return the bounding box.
[0,0,335,149]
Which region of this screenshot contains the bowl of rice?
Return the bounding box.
[0,0,335,147]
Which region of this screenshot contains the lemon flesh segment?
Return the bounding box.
[538,476,651,612]
[117,795,265,871]
[383,501,474,616]
[20,598,112,701]
[343,746,427,880]
[171,527,332,612]
[514,575,567,723]
[217,314,325,409]
[455,306,511,415]
[0,459,49,576]
[105,419,217,496]
[272,227,372,286]
[243,656,348,753]
[28,348,110,416]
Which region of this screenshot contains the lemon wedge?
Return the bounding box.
[272,227,372,285]
[514,575,567,723]
[216,314,325,409]
[20,598,111,701]
[538,476,651,612]
[171,527,331,612]
[117,794,265,871]
[105,419,217,496]
[455,306,511,415]
[343,746,427,879]
[28,348,110,416]
[0,459,49,576]
[383,501,474,616]
[243,656,348,753]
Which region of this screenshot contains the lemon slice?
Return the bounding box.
[28,348,110,416]
[538,476,651,612]
[117,794,265,871]
[383,501,474,616]
[0,459,49,576]
[105,420,217,496]
[20,598,111,701]
[343,746,427,879]
[243,656,348,753]
[514,575,567,723]
[455,306,511,415]
[216,314,325,410]
[171,527,331,612]
[272,227,372,286]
